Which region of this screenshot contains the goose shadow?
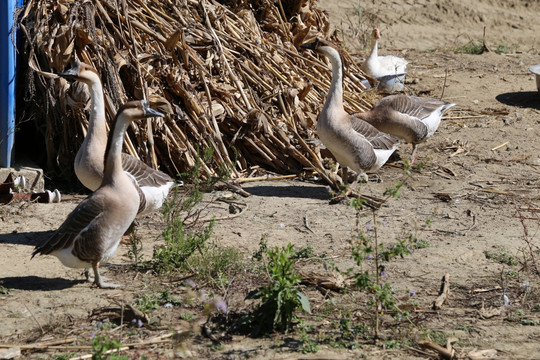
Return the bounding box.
[0,230,54,247]
[0,275,85,291]
[495,91,540,110]
[244,184,331,200]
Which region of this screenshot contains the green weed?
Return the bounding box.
[422,329,450,346]
[180,312,194,320]
[134,294,160,314]
[126,231,143,267]
[53,355,76,360]
[149,148,243,287]
[484,249,518,266]
[91,336,128,360]
[455,40,484,54]
[135,289,183,314]
[247,243,311,334]
[494,43,515,54]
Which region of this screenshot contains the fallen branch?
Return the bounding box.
[0,337,77,350]
[69,334,173,360]
[418,337,457,360]
[433,273,450,310]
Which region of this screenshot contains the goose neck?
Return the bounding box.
[367,38,378,60]
[103,116,129,183]
[321,47,344,112]
[85,74,106,141]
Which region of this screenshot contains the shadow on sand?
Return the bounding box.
[0,275,84,291]
[496,91,540,110]
[244,184,331,200]
[0,230,54,247]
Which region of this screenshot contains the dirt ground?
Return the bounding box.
[2,0,540,358]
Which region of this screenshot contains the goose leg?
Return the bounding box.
[342,167,349,185]
[92,262,124,289]
[85,268,93,282]
[410,144,418,165]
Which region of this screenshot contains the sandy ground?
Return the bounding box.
[2,0,540,358]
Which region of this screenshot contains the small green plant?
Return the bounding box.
[180,312,194,320]
[160,289,183,306]
[411,237,430,249]
[383,182,403,199]
[293,245,315,259]
[345,179,416,337]
[135,294,160,314]
[126,231,143,267]
[134,289,183,314]
[455,40,484,54]
[384,339,401,349]
[422,329,450,346]
[149,148,243,286]
[299,330,319,353]
[0,285,11,295]
[484,249,518,266]
[210,342,225,351]
[494,43,515,54]
[53,354,76,360]
[253,235,269,261]
[505,309,526,323]
[247,243,311,334]
[505,269,519,278]
[91,336,128,360]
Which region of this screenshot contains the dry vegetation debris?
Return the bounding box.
[18,0,373,188]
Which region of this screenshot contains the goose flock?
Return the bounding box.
[33,100,165,288]
[302,33,455,182]
[32,29,455,288]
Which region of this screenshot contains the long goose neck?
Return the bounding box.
[367,37,378,60]
[84,73,107,144]
[102,115,129,184]
[321,47,344,112]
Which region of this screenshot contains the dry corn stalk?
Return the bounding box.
[18,0,371,189]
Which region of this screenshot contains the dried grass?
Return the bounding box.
[18,0,371,188]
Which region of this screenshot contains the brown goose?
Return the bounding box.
[58,62,175,215]
[301,38,399,182]
[32,100,164,288]
[354,95,456,164]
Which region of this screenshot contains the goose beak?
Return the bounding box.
[143,102,164,118]
[300,38,319,50]
[58,67,78,79]
[58,61,81,80]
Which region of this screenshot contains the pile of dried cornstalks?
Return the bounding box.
[18,0,371,188]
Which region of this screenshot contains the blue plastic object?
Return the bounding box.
[0,0,23,168]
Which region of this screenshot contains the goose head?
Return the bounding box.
[372,28,381,41]
[117,100,165,122]
[300,38,343,64]
[58,61,99,84]
[301,38,338,55]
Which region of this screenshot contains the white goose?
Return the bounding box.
[355,95,456,164]
[32,100,164,288]
[361,28,407,90]
[58,62,175,215]
[301,38,399,182]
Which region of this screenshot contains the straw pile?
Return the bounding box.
[18,0,372,188]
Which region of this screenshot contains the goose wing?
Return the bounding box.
[32,194,105,257]
[350,115,399,150]
[121,153,172,187]
[377,95,448,120]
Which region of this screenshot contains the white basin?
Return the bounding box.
[530,64,540,92]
